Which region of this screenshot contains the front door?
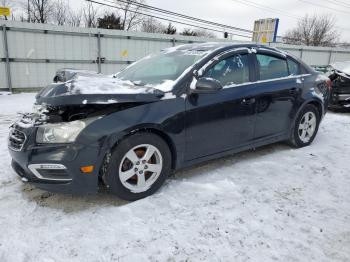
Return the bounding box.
[185,50,257,160]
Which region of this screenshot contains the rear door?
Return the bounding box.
[252,51,303,140]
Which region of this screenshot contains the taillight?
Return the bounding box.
[326,78,332,90]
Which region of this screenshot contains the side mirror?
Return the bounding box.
[192,77,222,94]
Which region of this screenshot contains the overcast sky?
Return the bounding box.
[147,0,350,42]
[14,0,350,42]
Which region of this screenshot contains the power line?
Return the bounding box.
[297,0,350,15]
[323,0,350,9]
[98,0,252,38]
[232,0,350,32]
[126,2,252,37]
[110,0,253,34]
[332,0,350,8]
[231,0,302,20]
[86,0,253,38]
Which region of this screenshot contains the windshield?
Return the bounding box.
[115,50,207,92]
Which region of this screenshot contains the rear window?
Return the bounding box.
[257,54,288,80]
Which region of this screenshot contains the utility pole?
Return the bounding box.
[27,0,30,22]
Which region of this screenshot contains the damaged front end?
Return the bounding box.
[329,61,350,109]
[8,71,168,194]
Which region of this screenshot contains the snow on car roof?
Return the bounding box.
[162,42,255,52]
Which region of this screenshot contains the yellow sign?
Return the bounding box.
[261,35,267,43]
[0,7,10,17]
[121,49,128,58]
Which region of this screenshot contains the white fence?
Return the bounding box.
[1,20,350,91]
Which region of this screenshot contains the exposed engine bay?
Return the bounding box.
[33,102,144,124]
[329,61,350,108]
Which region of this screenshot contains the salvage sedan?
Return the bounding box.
[8,43,330,200]
[328,61,350,109]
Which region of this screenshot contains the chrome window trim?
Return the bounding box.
[251,73,311,84]
[222,74,311,89]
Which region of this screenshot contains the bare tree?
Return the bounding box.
[83,2,99,28]
[140,17,165,33]
[52,0,69,25]
[181,28,197,36]
[193,29,215,38]
[181,28,215,38]
[68,8,83,27]
[284,14,339,47]
[26,0,53,23]
[114,0,145,31]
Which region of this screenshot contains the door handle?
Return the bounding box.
[241,98,256,105]
[289,87,298,94]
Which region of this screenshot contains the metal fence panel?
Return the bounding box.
[1,20,350,90]
[7,30,98,61]
[10,62,98,88]
[0,26,4,58]
[331,51,350,63]
[301,50,330,66]
[0,63,6,89]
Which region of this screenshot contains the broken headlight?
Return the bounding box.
[36,118,96,143]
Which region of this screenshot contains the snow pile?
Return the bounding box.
[0,93,350,261]
[148,79,175,93]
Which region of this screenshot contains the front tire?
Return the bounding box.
[104,132,172,201]
[288,104,320,148]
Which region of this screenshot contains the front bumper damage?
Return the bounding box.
[8,121,104,194]
[330,92,350,108]
[329,66,350,109]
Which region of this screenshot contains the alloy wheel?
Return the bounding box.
[118,144,163,193]
[298,111,317,143]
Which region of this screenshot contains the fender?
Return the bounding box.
[105,123,179,168]
[289,97,324,135]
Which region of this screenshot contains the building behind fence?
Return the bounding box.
[1,20,350,91]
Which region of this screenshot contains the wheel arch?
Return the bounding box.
[306,100,324,118]
[289,98,324,135]
[293,98,324,123]
[108,125,178,170]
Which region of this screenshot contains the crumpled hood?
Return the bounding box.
[36,72,166,106]
[331,61,350,79]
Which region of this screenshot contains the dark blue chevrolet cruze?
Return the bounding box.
[8,43,330,200]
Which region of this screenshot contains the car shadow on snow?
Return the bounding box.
[18,141,292,211]
[172,142,291,182]
[19,181,129,212]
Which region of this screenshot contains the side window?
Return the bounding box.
[287,58,300,76]
[203,54,250,87]
[256,54,288,80]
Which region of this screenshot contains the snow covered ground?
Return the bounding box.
[0,93,349,262]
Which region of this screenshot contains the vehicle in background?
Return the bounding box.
[8,43,330,201]
[53,69,98,83]
[328,61,350,110]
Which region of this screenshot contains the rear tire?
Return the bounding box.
[104,132,172,201]
[288,104,320,148]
